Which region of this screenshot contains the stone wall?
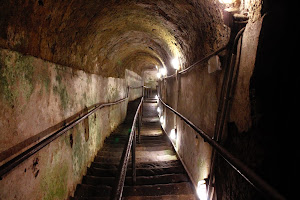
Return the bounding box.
[143,70,158,90]
[158,9,265,199]
[159,8,292,199]
[0,48,142,200]
[159,59,223,187]
[125,69,143,101]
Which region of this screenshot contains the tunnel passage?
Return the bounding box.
[0,0,293,200]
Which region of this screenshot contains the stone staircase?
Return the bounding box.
[71,99,197,200]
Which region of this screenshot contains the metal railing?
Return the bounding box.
[163,45,228,79]
[143,86,154,98]
[110,97,143,200]
[0,85,144,179]
[158,97,286,200]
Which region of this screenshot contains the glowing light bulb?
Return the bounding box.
[159,68,167,76]
[171,58,180,70]
[170,129,176,140]
[157,107,161,114]
[157,72,161,78]
[155,95,158,99]
[197,180,207,200]
[160,116,164,124]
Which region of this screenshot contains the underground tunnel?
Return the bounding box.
[0,0,294,199]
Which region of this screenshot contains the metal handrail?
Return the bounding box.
[128,85,144,89]
[163,44,228,79]
[0,86,144,179]
[110,97,143,200]
[158,97,286,200]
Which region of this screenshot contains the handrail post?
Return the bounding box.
[131,129,136,185]
[147,88,149,98]
[137,112,141,144]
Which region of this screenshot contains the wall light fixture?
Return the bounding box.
[170,128,177,141]
[171,58,180,70]
[197,180,208,200]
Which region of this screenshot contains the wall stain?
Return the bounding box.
[0,50,34,107]
[53,69,69,110]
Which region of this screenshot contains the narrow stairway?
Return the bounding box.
[71,98,197,200]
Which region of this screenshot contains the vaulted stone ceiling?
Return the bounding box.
[0,0,228,77]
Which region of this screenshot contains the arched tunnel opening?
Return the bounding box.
[0,0,294,199]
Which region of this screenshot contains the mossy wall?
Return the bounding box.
[0,48,142,200]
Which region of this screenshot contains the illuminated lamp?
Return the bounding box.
[197,180,207,200]
[157,72,162,78]
[170,129,177,141]
[171,58,180,70]
[159,67,167,76]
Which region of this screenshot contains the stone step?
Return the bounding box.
[83,173,189,186]
[86,166,185,177]
[74,182,194,198]
[74,184,111,198]
[106,135,167,140]
[123,182,195,197]
[122,194,197,200]
[93,154,177,164]
[90,160,182,169]
[97,149,176,158]
[103,139,169,145]
[72,192,197,200]
[100,145,173,152]
[103,141,170,147]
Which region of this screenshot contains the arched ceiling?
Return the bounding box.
[0,0,228,77]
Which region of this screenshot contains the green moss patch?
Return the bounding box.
[0,50,34,107]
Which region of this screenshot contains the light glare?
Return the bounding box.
[160,116,164,124]
[157,107,161,114]
[159,68,167,76]
[197,180,207,200]
[170,129,176,140]
[171,58,180,70]
[157,72,162,78]
[219,0,235,4]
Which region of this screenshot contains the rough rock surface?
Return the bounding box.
[0,0,228,77]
